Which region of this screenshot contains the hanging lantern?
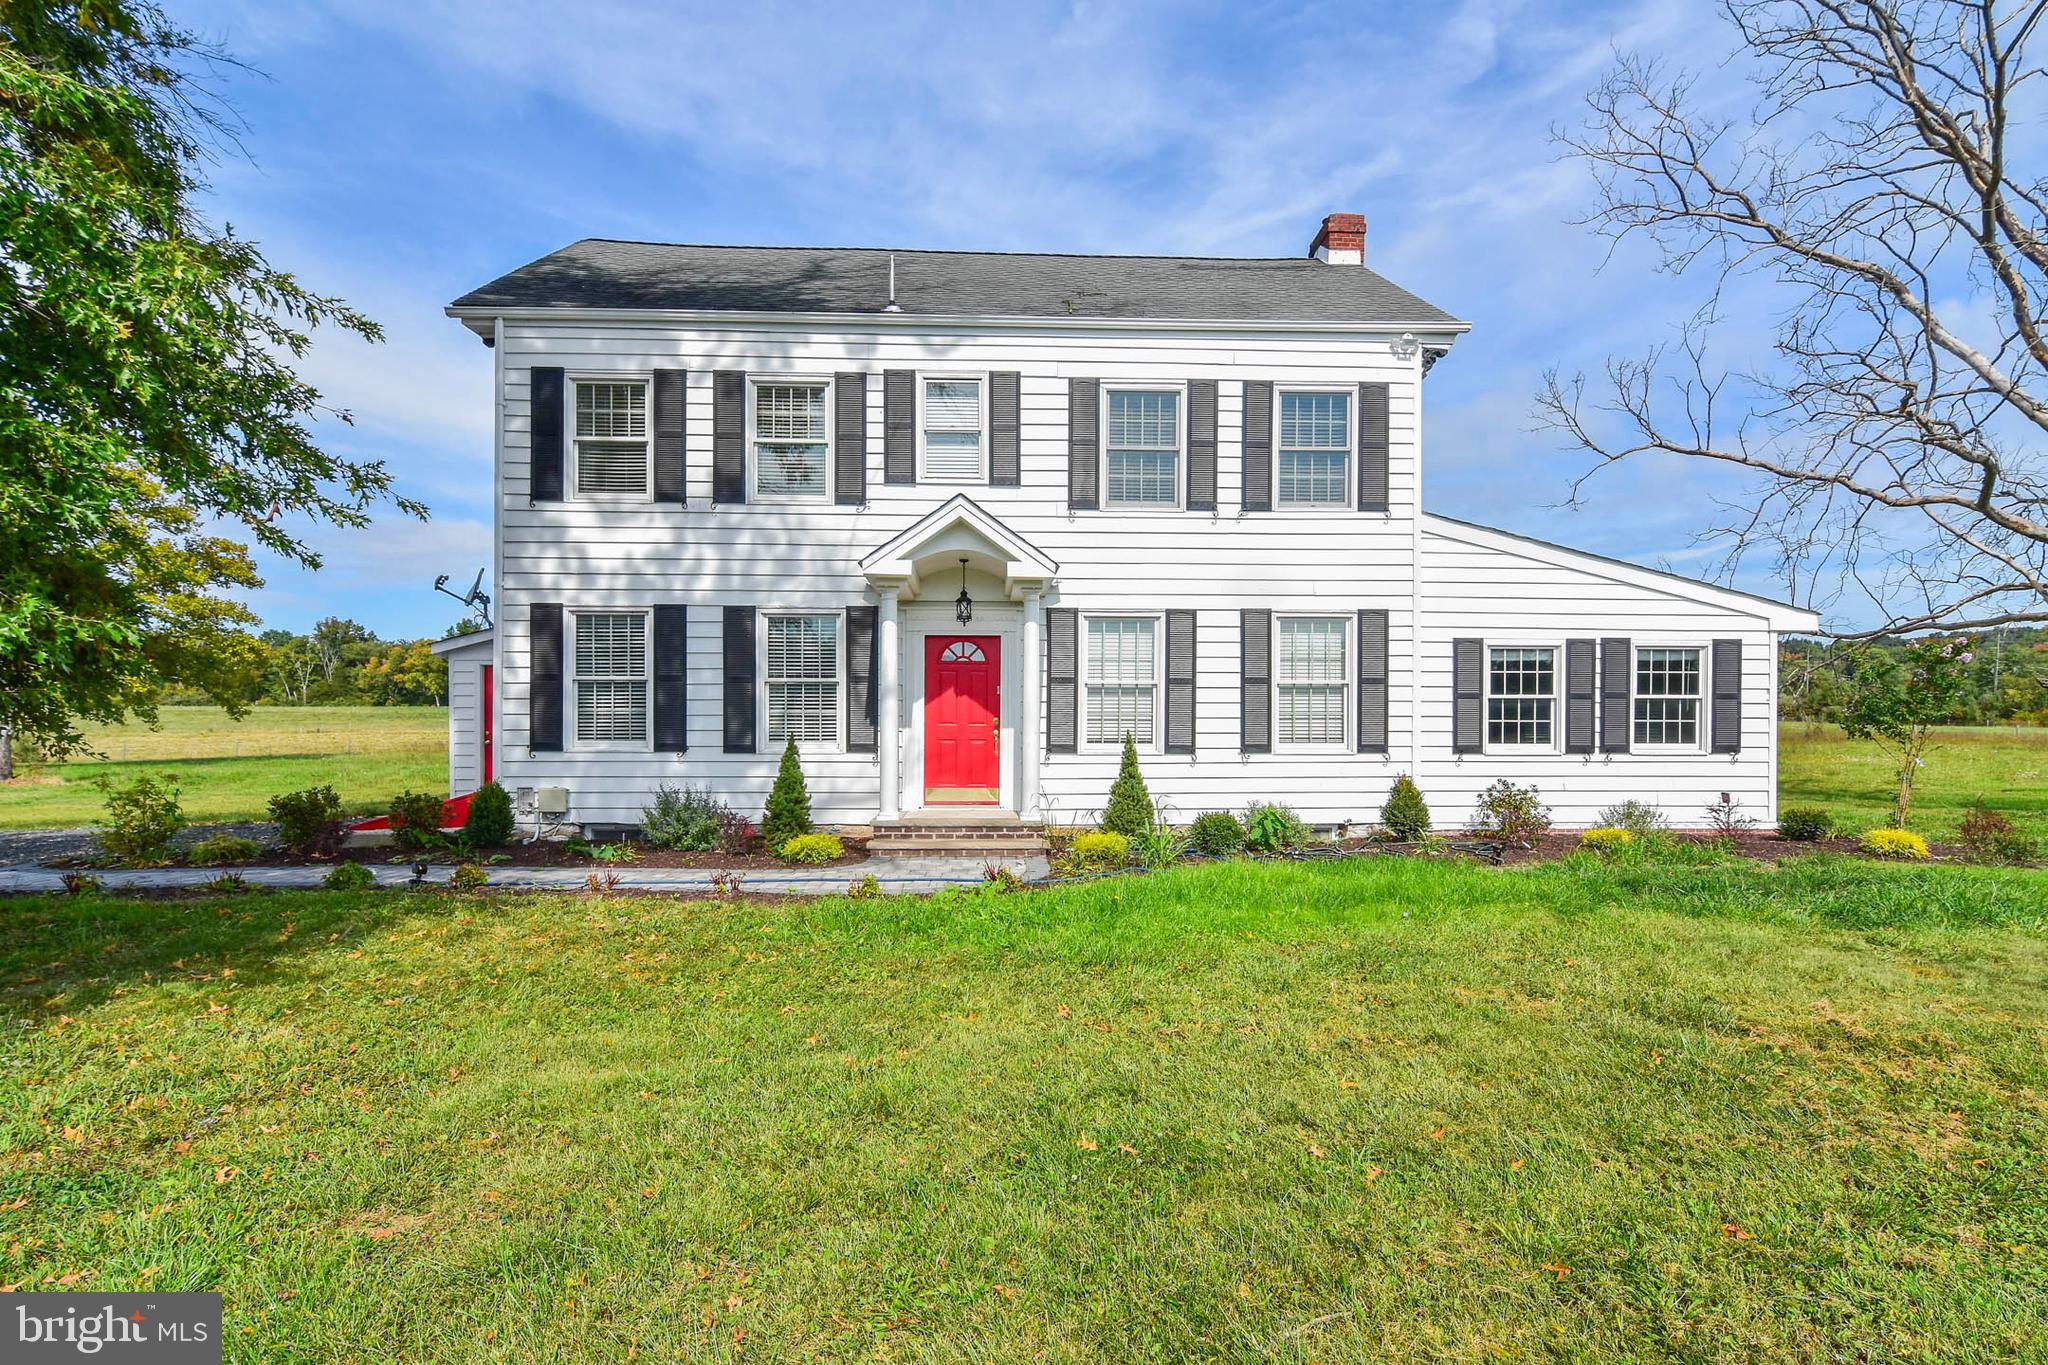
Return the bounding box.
[954,557,973,625]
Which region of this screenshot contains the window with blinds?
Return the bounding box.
[1487,646,1555,746]
[1277,391,1350,507]
[1634,647,1702,746]
[1275,617,1348,745]
[573,380,650,496]
[1104,389,1180,507]
[754,382,829,499]
[765,613,840,745]
[573,612,648,743]
[1084,616,1158,746]
[922,378,984,482]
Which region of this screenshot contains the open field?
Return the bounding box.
[2,856,2042,1360]
[0,707,446,830]
[1781,723,2048,841]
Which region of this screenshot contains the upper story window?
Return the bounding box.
[1084,615,1158,748]
[573,380,650,497]
[765,612,841,746]
[1104,387,1181,508]
[573,611,648,745]
[1635,647,1702,747]
[753,380,831,501]
[1487,646,1555,747]
[1275,616,1348,746]
[921,377,986,483]
[1277,390,1350,508]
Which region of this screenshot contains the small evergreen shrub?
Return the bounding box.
[95,774,186,863]
[323,861,375,891]
[1186,811,1245,856]
[642,783,725,852]
[387,791,448,851]
[1776,805,1835,842]
[1957,801,2037,864]
[1860,828,1930,860]
[1070,831,1130,868]
[1101,734,1154,836]
[779,832,843,865]
[762,739,813,850]
[186,833,261,865]
[450,862,489,890]
[269,785,346,856]
[462,782,515,848]
[1470,779,1551,848]
[1243,803,1312,852]
[1380,775,1432,841]
[1596,799,1667,836]
[1579,827,1636,854]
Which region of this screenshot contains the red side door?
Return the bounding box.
[924,636,1000,804]
[480,663,494,786]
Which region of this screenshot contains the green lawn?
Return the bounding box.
[1781,723,2048,841]
[0,706,446,829]
[3,856,2042,1360]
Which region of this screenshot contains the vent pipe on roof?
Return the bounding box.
[882,254,903,313]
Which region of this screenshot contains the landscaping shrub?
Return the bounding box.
[322,861,375,891]
[268,785,346,857]
[387,791,448,851]
[1596,799,1666,836]
[1186,811,1245,856]
[1704,792,1755,836]
[186,833,261,865]
[1070,831,1129,868]
[1860,828,1930,860]
[462,782,515,848]
[780,832,844,864]
[1470,780,1551,848]
[763,739,813,850]
[61,872,101,895]
[1243,803,1312,852]
[450,862,489,891]
[1380,774,1432,841]
[715,811,758,857]
[642,783,724,852]
[1134,826,1187,869]
[1101,734,1154,836]
[1777,805,1835,841]
[1957,800,2038,864]
[95,774,186,863]
[846,874,882,900]
[1579,827,1636,855]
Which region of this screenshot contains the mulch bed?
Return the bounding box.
[53,836,870,872]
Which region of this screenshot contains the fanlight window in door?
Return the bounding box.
[938,641,986,663]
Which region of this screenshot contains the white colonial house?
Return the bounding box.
[439,213,1817,845]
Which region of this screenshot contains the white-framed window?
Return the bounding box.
[1274,616,1349,746]
[572,610,649,745]
[920,375,986,483]
[751,379,832,501]
[1277,389,1351,508]
[571,378,651,498]
[1486,646,1556,748]
[1634,646,1703,748]
[1102,386,1182,508]
[764,612,841,746]
[1083,615,1160,748]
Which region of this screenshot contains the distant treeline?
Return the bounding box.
[1783,627,2048,725]
[161,617,480,708]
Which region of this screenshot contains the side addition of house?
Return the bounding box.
[439,212,1818,838]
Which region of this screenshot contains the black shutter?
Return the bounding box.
[884,370,916,484]
[1358,381,1389,513]
[722,607,755,753]
[1046,609,1079,753]
[712,371,746,504]
[530,367,564,502]
[1067,379,1098,511]
[1165,609,1196,754]
[1600,638,1633,753]
[1711,638,1743,754]
[1240,609,1271,754]
[1188,380,1217,512]
[653,605,688,751]
[846,605,878,753]
[1565,639,1597,754]
[834,372,867,505]
[990,372,1021,486]
[1242,381,1272,513]
[1357,609,1388,754]
[652,368,686,505]
[1452,638,1483,755]
[529,602,563,752]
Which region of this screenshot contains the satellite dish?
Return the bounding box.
[432,567,492,626]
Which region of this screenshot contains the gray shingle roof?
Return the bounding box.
[448,239,1463,326]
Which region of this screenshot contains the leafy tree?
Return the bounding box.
[0,2,421,759]
[1838,636,1977,827]
[310,617,372,685]
[762,739,813,850]
[1101,733,1154,836]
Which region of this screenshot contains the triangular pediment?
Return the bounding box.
[860,496,1058,596]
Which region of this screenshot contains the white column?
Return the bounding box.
[1020,587,1043,819]
[876,588,902,821]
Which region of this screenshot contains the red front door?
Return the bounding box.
[480,664,495,785]
[924,635,1000,804]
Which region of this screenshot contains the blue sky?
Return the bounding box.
[176,0,1774,639]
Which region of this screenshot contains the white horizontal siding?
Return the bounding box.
[445,657,482,798]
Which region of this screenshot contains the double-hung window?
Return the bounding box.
[1274,617,1348,746]
[752,380,831,500]
[1103,387,1181,507]
[573,611,648,744]
[1634,647,1702,747]
[1084,616,1159,747]
[921,376,986,482]
[1277,390,1350,508]
[1486,647,1555,747]
[764,613,841,746]
[572,380,650,497]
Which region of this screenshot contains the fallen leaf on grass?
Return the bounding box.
[1056,1003,1071,1018]
[1307,1144,1326,1160]
[1542,1262,1570,1281]
[1429,1126,1447,1140]
[1,1196,27,1211]
[1075,1134,1097,1151]
[1721,1223,1754,1241]
[1117,1143,1138,1157]
[1509,1159,1525,1171]
[364,1226,398,1240]
[1365,1166,1384,1184]
[990,1284,1017,1301]
[213,1167,237,1185]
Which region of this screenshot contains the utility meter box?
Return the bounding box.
[535,787,570,817]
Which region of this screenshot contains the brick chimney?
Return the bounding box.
[1308,212,1366,265]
